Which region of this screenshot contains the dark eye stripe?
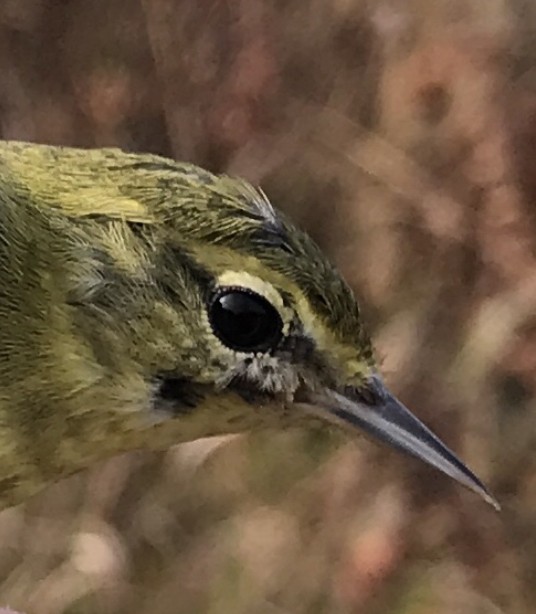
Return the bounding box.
[150,241,215,303]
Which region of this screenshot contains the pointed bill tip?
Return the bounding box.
[300,375,499,510]
[480,489,501,512]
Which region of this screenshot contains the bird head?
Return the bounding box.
[150,171,498,508]
[0,142,498,509]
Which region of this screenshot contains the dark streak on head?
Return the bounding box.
[251,223,294,255]
[152,242,214,305]
[278,334,316,364]
[117,160,180,173]
[153,374,208,415]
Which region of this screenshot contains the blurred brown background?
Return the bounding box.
[1,0,536,612]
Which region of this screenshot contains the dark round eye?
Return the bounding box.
[208,287,283,352]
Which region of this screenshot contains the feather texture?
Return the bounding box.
[0,141,374,508]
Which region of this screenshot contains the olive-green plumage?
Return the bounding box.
[0,141,371,507]
[0,141,497,510]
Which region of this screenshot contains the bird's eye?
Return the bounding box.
[208,288,283,352]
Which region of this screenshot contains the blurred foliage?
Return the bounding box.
[1,0,536,612]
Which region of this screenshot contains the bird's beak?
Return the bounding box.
[297,374,499,509]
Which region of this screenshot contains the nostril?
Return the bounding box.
[342,377,385,407]
[356,385,378,406]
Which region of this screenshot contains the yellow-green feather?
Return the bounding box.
[0,140,374,509]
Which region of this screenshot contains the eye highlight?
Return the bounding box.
[208,287,283,353]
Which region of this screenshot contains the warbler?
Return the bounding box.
[0,140,498,510]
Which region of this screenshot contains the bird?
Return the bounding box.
[0,140,498,510]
